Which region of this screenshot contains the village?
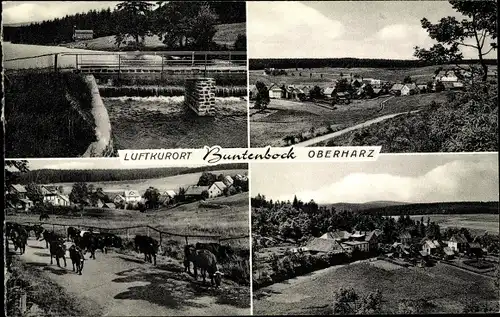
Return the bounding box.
[6,172,249,214]
[250,68,471,106]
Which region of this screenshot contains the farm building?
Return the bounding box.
[73,29,94,41]
[208,181,227,198]
[124,190,142,203]
[342,240,370,252]
[103,202,116,209]
[448,234,469,252]
[268,84,284,99]
[322,86,336,98]
[223,175,234,187]
[106,192,126,205]
[16,199,34,211]
[159,190,176,206]
[9,184,28,199]
[320,230,352,241]
[41,185,70,206]
[185,185,209,200]
[422,239,441,255]
[443,247,455,259]
[304,237,345,254]
[390,83,404,95]
[399,232,412,245]
[401,83,419,96]
[235,174,248,182]
[417,84,428,93]
[364,231,378,250]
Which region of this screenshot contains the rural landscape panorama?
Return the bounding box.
[3,0,499,316]
[251,154,499,315]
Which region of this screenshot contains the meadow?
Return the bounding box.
[407,214,500,234]
[253,261,499,315]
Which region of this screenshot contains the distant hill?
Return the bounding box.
[358,201,499,216]
[321,201,410,212]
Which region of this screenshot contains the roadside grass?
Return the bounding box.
[250,93,447,147]
[6,257,102,317]
[253,261,499,315]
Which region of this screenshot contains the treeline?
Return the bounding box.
[16,163,247,184]
[359,201,499,216]
[249,58,498,70]
[3,1,245,47]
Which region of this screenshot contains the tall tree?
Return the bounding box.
[69,182,89,205]
[189,3,219,50]
[115,1,154,49]
[25,183,44,204]
[414,0,497,81]
[143,187,160,209]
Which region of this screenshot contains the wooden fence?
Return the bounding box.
[19,221,249,247]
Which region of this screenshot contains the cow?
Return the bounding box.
[76,232,100,259]
[11,227,28,255]
[184,244,197,274]
[67,226,81,242]
[134,235,158,265]
[39,212,50,221]
[195,242,234,263]
[49,239,67,267]
[27,224,45,240]
[40,230,64,249]
[192,249,224,287]
[99,232,123,251]
[69,245,85,275]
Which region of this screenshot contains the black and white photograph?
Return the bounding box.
[248,1,497,151]
[251,153,499,315]
[3,1,248,158]
[5,159,250,316]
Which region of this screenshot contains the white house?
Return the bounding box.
[235,174,248,182]
[124,190,142,203]
[41,185,70,206]
[268,84,284,99]
[447,234,468,252]
[401,83,419,96]
[223,175,234,187]
[208,181,227,198]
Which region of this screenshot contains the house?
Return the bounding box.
[422,239,439,255]
[443,247,455,259]
[322,86,336,98]
[15,199,34,212]
[304,237,345,254]
[185,185,209,200]
[208,181,227,198]
[95,199,105,208]
[401,83,419,96]
[124,190,141,203]
[399,232,412,245]
[10,184,28,199]
[223,175,234,187]
[372,88,383,96]
[351,231,366,241]
[342,240,370,252]
[44,192,70,206]
[365,231,378,250]
[268,84,284,99]
[350,78,363,88]
[103,202,116,209]
[434,70,460,82]
[73,29,93,41]
[448,234,468,252]
[320,230,352,241]
[234,174,248,182]
[106,192,126,205]
[390,83,404,95]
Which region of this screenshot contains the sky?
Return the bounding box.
[5,159,205,171]
[251,153,499,204]
[247,1,497,59]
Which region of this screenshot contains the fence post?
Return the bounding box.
[159,232,162,248]
[228,51,231,64]
[118,54,121,83]
[147,227,150,237]
[52,224,55,232]
[126,228,129,240]
[160,55,164,82]
[20,292,27,313]
[185,236,188,245]
[75,54,78,71]
[54,54,58,72]
[191,52,195,66]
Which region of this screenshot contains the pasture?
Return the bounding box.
[250,93,447,147]
[103,97,248,149]
[408,214,500,235]
[253,261,498,315]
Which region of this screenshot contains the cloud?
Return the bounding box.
[277,159,498,204]
[2,1,120,24]
[248,2,345,58]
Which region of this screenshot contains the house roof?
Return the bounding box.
[104,202,116,208]
[11,184,27,193]
[373,88,382,94]
[57,194,70,202]
[365,231,377,242]
[419,250,429,257]
[185,186,209,196]
[399,232,412,239]
[450,234,468,244]
[391,83,404,91]
[75,30,93,33]
[19,198,32,204]
[373,229,383,236]
[320,230,351,241]
[305,238,344,253]
[342,240,368,246]
[163,190,177,198]
[468,242,481,249]
[417,85,428,89]
[323,87,336,95]
[124,190,140,198]
[424,240,437,249]
[404,83,418,90]
[212,181,227,191]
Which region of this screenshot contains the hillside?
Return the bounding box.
[358,201,499,216]
[322,201,410,212]
[61,23,246,51]
[17,163,248,184]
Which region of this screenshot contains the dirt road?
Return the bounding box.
[12,238,250,316]
[295,109,419,147]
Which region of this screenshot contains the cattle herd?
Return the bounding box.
[5,221,232,288]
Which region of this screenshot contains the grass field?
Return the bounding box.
[253,261,499,315]
[250,93,447,147]
[62,23,246,51]
[103,97,248,149]
[407,214,500,235]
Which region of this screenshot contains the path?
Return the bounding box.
[10,238,250,316]
[295,109,419,147]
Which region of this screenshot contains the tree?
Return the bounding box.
[201,190,209,200]
[143,186,160,209]
[25,183,44,204]
[198,172,217,186]
[115,1,153,49]
[69,182,89,205]
[414,0,497,81]
[403,76,413,83]
[255,81,270,109]
[189,3,219,50]
[309,85,323,99]
[177,187,186,203]
[234,34,246,51]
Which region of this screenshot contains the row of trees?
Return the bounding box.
[4,1,246,51]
